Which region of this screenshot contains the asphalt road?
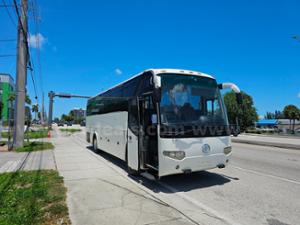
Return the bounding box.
[72,130,300,225]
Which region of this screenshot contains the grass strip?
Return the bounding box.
[2,129,49,139]
[60,128,81,133]
[16,142,54,152]
[0,170,71,225]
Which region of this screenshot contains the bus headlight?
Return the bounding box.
[163,151,185,160]
[224,146,232,155]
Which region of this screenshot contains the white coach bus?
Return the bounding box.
[86,69,242,177]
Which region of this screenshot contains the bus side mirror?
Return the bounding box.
[218,82,242,105]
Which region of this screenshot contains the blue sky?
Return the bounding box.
[1,0,300,118]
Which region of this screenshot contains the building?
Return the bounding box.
[255,119,278,128]
[255,119,300,133]
[277,119,300,133]
[70,108,86,122]
[0,73,15,123]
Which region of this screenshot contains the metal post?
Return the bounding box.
[48,91,54,129]
[13,0,28,148]
[41,92,44,125]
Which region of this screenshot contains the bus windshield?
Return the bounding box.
[159,73,228,126]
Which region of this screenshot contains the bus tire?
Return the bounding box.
[92,136,101,153]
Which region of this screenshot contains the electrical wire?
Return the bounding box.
[12,0,41,105]
[1,0,17,27]
[31,0,44,96]
[12,0,33,70]
[28,63,38,102]
[0,39,16,42]
[0,54,15,57]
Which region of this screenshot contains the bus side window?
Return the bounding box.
[128,99,139,135]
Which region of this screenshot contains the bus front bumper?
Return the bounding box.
[159,153,231,177]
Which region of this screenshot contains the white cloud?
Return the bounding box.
[28,33,46,49]
[115,68,123,75]
[298,92,300,98]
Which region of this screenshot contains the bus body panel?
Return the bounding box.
[86,112,128,160]
[158,136,231,177]
[127,129,139,170]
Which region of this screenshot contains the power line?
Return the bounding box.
[1,0,17,27]
[3,0,40,105]
[0,54,15,57]
[28,63,38,102]
[13,0,33,70]
[0,4,13,7]
[31,0,43,93]
[0,39,16,42]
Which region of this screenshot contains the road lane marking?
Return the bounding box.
[230,165,300,185]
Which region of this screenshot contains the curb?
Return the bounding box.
[232,139,300,150]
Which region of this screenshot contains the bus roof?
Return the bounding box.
[91,68,215,99]
[149,68,214,79]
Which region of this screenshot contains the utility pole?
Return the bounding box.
[13,0,28,148]
[41,92,44,125]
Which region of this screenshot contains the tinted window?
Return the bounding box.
[128,98,139,135]
[87,97,128,116]
[123,76,142,97]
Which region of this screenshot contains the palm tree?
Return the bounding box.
[283,105,300,133]
[25,94,32,105]
[32,104,39,121]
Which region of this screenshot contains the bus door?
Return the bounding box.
[127,98,140,171]
[138,95,159,171]
[127,96,159,173]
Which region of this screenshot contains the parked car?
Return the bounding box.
[80,120,86,126]
[58,121,65,127]
[230,124,240,137]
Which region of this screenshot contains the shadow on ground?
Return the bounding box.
[86,146,236,193]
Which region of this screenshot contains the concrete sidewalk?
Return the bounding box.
[232,134,300,150]
[53,132,193,225]
[0,150,56,173]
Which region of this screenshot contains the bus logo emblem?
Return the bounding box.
[202,144,211,154]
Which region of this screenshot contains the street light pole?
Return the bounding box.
[48,91,55,129]
[47,91,90,129]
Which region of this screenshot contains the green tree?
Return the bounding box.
[264,112,275,119]
[25,94,31,105]
[8,93,16,102]
[8,93,31,105]
[275,110,285,119]
[283,105,300,133]
[32,104,39,121]
[61,114,73,122]
[224,91,258,131]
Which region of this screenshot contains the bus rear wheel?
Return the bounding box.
[92,136,100,153]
